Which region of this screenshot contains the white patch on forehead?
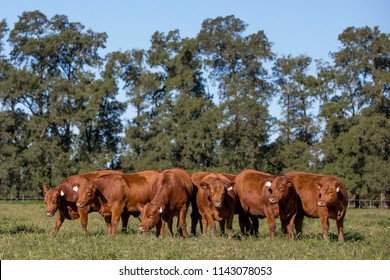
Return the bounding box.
[60,190,65,196]
[265,181,272,187]
[227,186,233,191]
[336,186,340,192]
[159,207,163,214]
[73,185,79,192]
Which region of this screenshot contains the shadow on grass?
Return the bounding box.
[0,224,46,235]
[343,231,365,242]
[294,231,365,242]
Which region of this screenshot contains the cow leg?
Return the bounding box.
[178,208,188,237]
[267,216,276,239]
[219,220,226,235]
[337,218,345,242]
[121,212,130,233]
[238,212,249,235]
[190,205,200,236]
[281,214,296,240]
[79,208,89,235]
[205,213,216,236]
[320,214,330,240]
[52,213,66,237]
[156,219,163,237]
[104,216,111,234]
[250,217,259,237]
[225,214,234,239]
[109,205,124,235]
[201,215,208,236]
[294,212,304,237]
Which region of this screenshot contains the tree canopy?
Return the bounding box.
[0,11,389,199]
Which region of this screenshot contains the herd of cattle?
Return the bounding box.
[43,168,349,241]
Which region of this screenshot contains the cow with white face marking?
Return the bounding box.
[43,170,127,237]
[285,172,348,241]
[234,169,298,240]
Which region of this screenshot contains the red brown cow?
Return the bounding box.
[76,170,160,235]
[285,171,348,241]
[191,172,237,237]
[43,170,126,237]
[137,168,194,237]
[234,169,298,239]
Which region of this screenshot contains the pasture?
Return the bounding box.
[0,201,389,260]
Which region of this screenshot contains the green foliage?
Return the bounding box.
[0,11,389,199]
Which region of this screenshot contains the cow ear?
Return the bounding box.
[43,183,49,194]
[159,206,165,214]
[226,182,234,191]
[200,182,209,190]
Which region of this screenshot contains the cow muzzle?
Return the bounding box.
[46,212,55,217]
[139,226,148,233]
[76,202,85,208]
[318,201,327,207]
[269,198,278,204]
[213,201,222,208]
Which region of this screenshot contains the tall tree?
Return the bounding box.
[1,11,122,197]
[319,26,390,198]
[271,55,320,172]
[198,16,274,172]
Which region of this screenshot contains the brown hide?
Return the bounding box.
[76,170,160,235]
[285,171,348,241]
[138,168,193,237]
[234,169,297,239]
[43,170,124,237]
[191,172,236,237]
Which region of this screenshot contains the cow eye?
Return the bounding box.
[268,188,272,194]
[319,193,322,198]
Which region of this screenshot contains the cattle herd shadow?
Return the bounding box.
[292,231,365,242]
[0,224,46,235]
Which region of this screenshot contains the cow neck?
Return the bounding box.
[151,184,171,208]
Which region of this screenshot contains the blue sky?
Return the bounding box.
[1,0,389,125]
[2,0,389,61]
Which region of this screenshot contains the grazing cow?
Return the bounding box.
[285,171,348,241]
[76,170,160,235]
[43,170,126,237]
[137,168,194,237]
[191,172,237,237]
[234,169,298,239]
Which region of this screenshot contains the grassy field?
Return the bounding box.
[0,201,389,260]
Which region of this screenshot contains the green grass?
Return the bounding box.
[0,201,389,260]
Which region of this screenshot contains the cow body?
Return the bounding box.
[234,169,298,239]
[285,171,348,241]
[43,170,125,237]
[191,172,236,237]
[138,168,193,237]
[76,170,160,235]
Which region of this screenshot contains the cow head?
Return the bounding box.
[317,182,341,207]
[137,203,164,233]
[76,181,97,208]
[44,183,64,217]
[200,177,233,208]
[265,176,293,204]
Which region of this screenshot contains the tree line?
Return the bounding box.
[0,11,389,199]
